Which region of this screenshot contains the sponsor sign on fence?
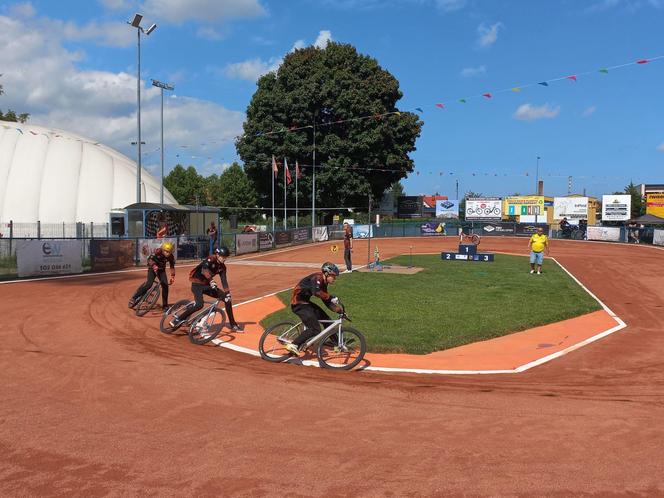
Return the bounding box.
[466,198,502,220]
[515,224,549,236]
[397,196,422,218]
[138,238,177,265]
[602,194,631,221]
[646,193,664,218]
[275,231,292,246]
[554,197,588,222]
[420,222,446,236]
[435,199,460,219]
[587,226,621,242]
[352,224,374,238]
[90,240,135,271]
[482,222,515,235]
[654,229,664,246]
[292,228,310,244]
[236,233,258,255]
[506,196,544,217]
[259,232,274,250]
[312,226,329,241]
[17,240,83,277]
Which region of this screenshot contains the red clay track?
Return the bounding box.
[2,237,663,496]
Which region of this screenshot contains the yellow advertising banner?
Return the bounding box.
[646,193,664,218]
[504,196,545,216]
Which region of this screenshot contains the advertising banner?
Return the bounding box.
[586,226,621,242]
[138,238,177,265]
[554,197,588,222]
[259,232,274,250]
[420,222,447,236]
[435,199,460,219]
[312,226,329,241]
[602,194,631,221]
[654,229,664,246]
[352,224,374,238]
[646,193,664,218]
[90,240,135,271]
[292,228,310,244]
[505,196,545,217]
[515,224,549,236]
[481,223,515,235]
[17,240,83,277]
[397,196,422,218]
[275,231,292,246]
[465,198,502,220]
[236,233,258,255]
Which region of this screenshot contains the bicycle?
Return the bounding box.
[258,309,366,370]
[459,231,481,245]
[130,279,161,317]
[159,298,227,345]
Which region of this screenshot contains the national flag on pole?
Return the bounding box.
[272,155,278,178]
[285,158,292,185]
[295,160,301,179]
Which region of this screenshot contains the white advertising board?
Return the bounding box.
[586,226,621,242]
[17,240,83,277]
[138,238,177,264]
[465,198,502,220]
[312,226,329,241]
[602,195,631,221]
[554,197,588,223]
[235,233,259,255]
[654,229,664,247]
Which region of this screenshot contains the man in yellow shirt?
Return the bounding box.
[528,227,549,275]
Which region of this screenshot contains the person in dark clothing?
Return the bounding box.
[170,246,240,331]
[129,241,176,310]
[343,222,353,272]
[285,262,343,355]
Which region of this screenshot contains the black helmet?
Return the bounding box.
[214,246,230,257]
[321,262,340,276]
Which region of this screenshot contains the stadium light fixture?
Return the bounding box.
[129,13,143,28]
[151,79,175,204]
[145,23,157,35]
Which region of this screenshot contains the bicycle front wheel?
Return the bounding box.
[258,321,302,362]
[317,326,366,370]
[160,299,190,334]
[188,307,226,345]
[470,234,481,245]
[136,284,160,317]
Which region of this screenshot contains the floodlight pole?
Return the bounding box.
[311,119,316,228]
[152,79,175,204]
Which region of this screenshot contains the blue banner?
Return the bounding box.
[435,199,459,219]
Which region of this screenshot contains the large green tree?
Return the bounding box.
[163,165,206,205]
[236,42,422,213]
[0,79,30,123]
[623,181,645,217]
[207,162,258,221]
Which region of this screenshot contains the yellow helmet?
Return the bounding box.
[161,241,174,252]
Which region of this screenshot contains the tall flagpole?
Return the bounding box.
[283,158,287,230]
[271,156,275,233]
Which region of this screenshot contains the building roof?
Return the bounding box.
[422,195,449,208]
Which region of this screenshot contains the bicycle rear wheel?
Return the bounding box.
[160,299,191,334]
[258,321,302,362]
[469,234,481,246]
[135,283,160,317]
[317,326,366,370]
[188,307,225,345]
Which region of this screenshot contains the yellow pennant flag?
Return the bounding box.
[511,87,521,92]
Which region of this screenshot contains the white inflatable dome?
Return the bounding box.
[0,121,177,224]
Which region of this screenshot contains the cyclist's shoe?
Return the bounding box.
[229,323,242,332]
[161,304,171,311]
[128,298,137,309]
[169,316,182,328]
[285,343,301,356]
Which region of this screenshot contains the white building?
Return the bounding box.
[0,121,176,228]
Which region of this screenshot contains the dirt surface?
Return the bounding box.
[2,237,664,496]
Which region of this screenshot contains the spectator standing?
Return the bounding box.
[627,220,640,244]
[528,227,549,275]
[207,221,218,255]
[156,221,168,239]
[343,222,353,273]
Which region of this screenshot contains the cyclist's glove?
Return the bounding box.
[210,281,218,290]
[224,292,232,303]
[152,265,159,273]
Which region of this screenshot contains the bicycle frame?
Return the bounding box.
[278,316,345,350]
[184,299,221,325]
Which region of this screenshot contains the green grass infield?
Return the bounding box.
[260,254,601,355]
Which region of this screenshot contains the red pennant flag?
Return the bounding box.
[636,59,648,64]
[284,158,292,185]
[272,155,278,178]
[482,93,492,99]
[295,160,301,179]
[435,103,445,109]
[567,75,577,81]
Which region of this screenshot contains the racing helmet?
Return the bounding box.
[321,262,340,276]
[214,246,231,257]
[161,241,174,252]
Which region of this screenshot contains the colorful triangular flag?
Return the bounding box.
[295,160,301,179]
[435,103,444,109]
[284,158,292,185]
[459,99,467,104]
[272,155,278,178]
[538,81,549,87]
[511,87,521,92]
[599,68,609,74]
[482,93,492,99]
[415,107,424,113]
[566,75,577,82]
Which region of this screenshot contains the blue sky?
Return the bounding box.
[1,0,663,199]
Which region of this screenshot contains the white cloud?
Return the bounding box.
[313,30,332,48]
[142,0,266,23]
[582,105,597,117]
[223,30,333,81]
[657,143,664,152]
[8,2,36,17]
[513,103,560,122]
[61,20,136,48]
[477,22,503,48]
[436,0,466,11]
[0,12,244,157]
[460,65,486,77]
